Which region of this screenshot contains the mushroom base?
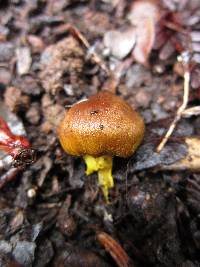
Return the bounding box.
[83,155,114,202]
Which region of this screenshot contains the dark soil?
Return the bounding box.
[0,1,200,267]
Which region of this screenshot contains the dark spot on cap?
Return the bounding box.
[90,110,99,115]
[99,124,104,130]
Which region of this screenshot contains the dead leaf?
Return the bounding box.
[127,0,160,65]
[129,136,200,172]
[163,137,200,171]
[129,138,187,172]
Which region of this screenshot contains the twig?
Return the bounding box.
[157,52,190,153]
[182,106,200,117]
[97,231,135,267]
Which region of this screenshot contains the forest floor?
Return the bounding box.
[0,1,200,266]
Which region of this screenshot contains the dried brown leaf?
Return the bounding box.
[128,0,160,65]
[163,137,200,171]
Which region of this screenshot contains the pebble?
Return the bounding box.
[0,42,14,62]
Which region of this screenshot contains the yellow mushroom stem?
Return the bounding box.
[83,155,114,201]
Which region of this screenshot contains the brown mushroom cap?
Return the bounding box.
[58,91,145,158]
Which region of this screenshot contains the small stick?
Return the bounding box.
[157,52,190,153]
[182,106,200,117]
[97,231,135,267]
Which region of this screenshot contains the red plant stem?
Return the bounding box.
[0,117,31,159]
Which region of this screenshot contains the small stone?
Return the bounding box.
[135,90,151,108]
[0,42,14,62]
[126,64,152,88]
[64,84,74,96]
[12,241,36,266]
[151,102,168,120]
[104,28,136,60]
[16,47,32,75]
[27,188,37,198]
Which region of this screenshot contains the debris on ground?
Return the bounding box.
[0,0,200,266]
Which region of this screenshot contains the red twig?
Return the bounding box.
[0,117,35,166]
[97,231,135,267]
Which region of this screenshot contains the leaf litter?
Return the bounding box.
[0,0,200,266]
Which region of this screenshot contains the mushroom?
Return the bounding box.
[58,91,145,201]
